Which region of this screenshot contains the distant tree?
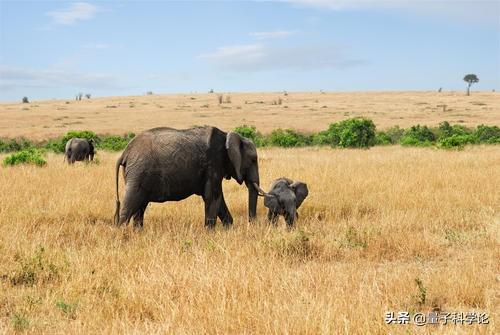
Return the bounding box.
[85,93,91,99]
[76,93,83,101]
[438,87,442,93]
[22,97,29,103]
[146,91,153,95]
[209,88,214,93]
[463,74,479,96]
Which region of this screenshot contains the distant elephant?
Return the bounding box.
[65,138,95,164]
[114,126,267,228]
[264,177,308,226]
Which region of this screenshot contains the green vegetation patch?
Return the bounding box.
[3,148,46,167]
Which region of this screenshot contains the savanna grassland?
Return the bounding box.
[1,91,499,139]
[0,146,499,334]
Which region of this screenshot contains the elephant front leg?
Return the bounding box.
[203,179,222,228]
[217,193,233,227]
[204,196,221,229]
[267,210,279,226]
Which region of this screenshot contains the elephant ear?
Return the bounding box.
[226,132,243,184]
[291,181,308,208]
[264,194,280,212]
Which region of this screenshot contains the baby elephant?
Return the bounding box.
[264,177,308,226]
[65,138,95,164]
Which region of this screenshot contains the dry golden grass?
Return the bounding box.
[0,146,498,334]
[1,91,499,139]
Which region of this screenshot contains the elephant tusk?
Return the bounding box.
[253,182,269,197]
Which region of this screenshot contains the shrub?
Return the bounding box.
[385,126,405,144]
[9,246,62,286]
[233,125,267,146]
[56,300,78,319]
[474,125,500,144]
[11,313,29,331]
[268,129,308,147]
[400,125,436,146]
[97,133,134,151]
[0,138,34,152]
[311,130,333,146]
[375,131,392,145]
[3,148,46,167]
[314,118,376,148]
[265,229,316,260]
[438,134,476,149]
[437,121,472,139]
[22,97,29,103]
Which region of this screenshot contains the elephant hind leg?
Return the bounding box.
[117,185,147,226]
[132,202,148,228]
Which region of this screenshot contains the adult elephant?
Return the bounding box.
[114,126,267,228]
[65,138,95,164]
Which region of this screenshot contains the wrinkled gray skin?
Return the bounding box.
[65,138,95,164]
[114,126,262,228]
[264,177,308,226]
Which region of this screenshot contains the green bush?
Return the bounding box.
[314,118,376,148]
[61,130,99,146]
[474,125,500,144]
[233,125,267,146]
[97,133,134,151]
[311,130,332,146]
[375,132,391,145]
[437,121,472,139]
[268,129,309,147]
[3,148,46,167]
[385,126,405,144]
[337,118,376,148]
[400,125,436,146]
[0,138,34,152]
[438,134,476,149]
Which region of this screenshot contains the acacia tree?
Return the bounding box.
[463,74,479,96]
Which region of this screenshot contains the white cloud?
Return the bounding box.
[199,43,365,72]
[0,67,122,90]
[47,2,98,25]
[249,30,298,39]
[285,0,499,24]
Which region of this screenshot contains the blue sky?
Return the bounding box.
[0,0,498,101]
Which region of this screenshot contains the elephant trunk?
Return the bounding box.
[248,185,258,221]
[284,203,297,226]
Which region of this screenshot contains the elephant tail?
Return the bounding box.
[114,156,123,225]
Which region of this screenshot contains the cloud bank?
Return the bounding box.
[285,0,499,25]
[46,2,98,25]
[0,67,122,90]
[199,43,365,72]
